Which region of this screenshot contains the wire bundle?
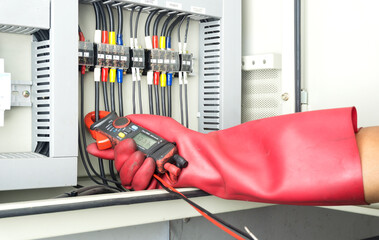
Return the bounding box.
[78,5,194,192]
[77,2,124,191]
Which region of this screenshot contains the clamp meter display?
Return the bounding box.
[86,111,188,175]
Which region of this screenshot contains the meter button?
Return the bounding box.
[113,117,130,128]
[118,132,126,138]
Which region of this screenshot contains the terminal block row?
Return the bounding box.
[79,42,193,73]
[95,43,130,69]
[146,50,193,73]
[147,49,180,72]
[79,42,130,69]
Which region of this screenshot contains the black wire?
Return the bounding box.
[148,85,154,114]
[78,186,120,196]
[33,29,49,42]
[161,87,166,116]
[137,79,143,114]
[80,74,124,189]
[130,7,135,39]
[110,82,115,112]
[117,6,123,35]
[78,26,82,36]
[177,15,187,43]
[167,15,184,38]
[132,81,136,114]
[78,127,122,190]
[40,142,49,156]
[153,12,167,36]
[100,81,110,185]
[78,131,105,187]
[109,159,123,190]
[184,16,190,44]
[179,83,184,125]
[145,9,159,37]
[55,185,119,198]
[295,0,301,113]
[33,31,42,41]
[102,81,110,112]
[135,7,143,39]
[161,14,175,37]
[118,82,124,116]
[154,85,161,115]
[96,2,107,31]
[93,3,100,30]
[101,84,109,185]
[33,28,49,154]
[39,30,48,40]
[96,1,109,184]
[184,83,189,128]
[167,85,172,117]
[157,181,254,240]
[35,142,43,153]
[106,3,114,32]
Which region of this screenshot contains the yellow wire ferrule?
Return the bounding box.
[159,36,166,49]
[109,69,116,83]
[160,73,167,87]
[109,32,116,45]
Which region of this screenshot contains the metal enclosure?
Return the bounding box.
[241,0,296,122]
[0,0,241,190]
[80,0,241,132]
[0,0,78,190]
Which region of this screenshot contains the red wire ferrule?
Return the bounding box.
[153,72,160,85]
[79,32,85,42]
[81,66,86,75]
[152,35,158,49]
[101,31,108,44]
[101,68,108,82]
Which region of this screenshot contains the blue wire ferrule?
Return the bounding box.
[166,36,171,49]
[167,73,173,86]
[117,69,123,83]
[117,34,123,45]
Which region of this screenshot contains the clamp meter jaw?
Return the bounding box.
[85,111,188,177]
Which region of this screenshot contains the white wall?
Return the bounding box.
[304,0,379,127]
[243,0,379,127]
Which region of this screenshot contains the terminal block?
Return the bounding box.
[131,49,145,69]
[149,49,165,71]
[78,42,94,66]
[165,51,180,72]
[180,53,193,72]
[95,43,130,69]
[147,49,180,72]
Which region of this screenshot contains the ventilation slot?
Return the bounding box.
[0,152,46,159]
[199,20,221,133]
[0,25,39,35]
[241,69,282,122]
[32,40,52,146]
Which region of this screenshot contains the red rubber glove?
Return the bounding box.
[87,107,367,205]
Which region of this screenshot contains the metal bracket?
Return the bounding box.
[11,81,32,107]
[301,89,308,105]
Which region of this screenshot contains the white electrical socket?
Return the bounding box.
[0,58,11,127]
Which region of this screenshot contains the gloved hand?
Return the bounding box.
[87,107,367,205]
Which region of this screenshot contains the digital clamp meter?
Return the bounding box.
[86,111,188,179]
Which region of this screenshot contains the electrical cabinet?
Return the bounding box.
[0,0,78,191]
[0,0,241,192]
